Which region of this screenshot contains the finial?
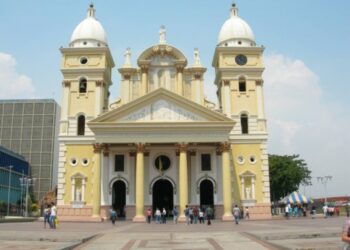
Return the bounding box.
[193,48,202,67]
[159,25,166,45]
[123,48,132,67]
[230,0,238,17]
[87,3,96,18]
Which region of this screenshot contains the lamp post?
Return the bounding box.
[317,176,332,205]
[7,165,13,216]
[19,177,35,217]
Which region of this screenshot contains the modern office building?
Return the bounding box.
[57,3,271,221]
[0,145,29,215]
[0,99,59,201]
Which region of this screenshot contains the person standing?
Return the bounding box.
[342,218,350,249]
[162,208,167,224]
[323,204,328,218]
[206,206,213,225]
[244,207,250,220]
[199,209,204,224]
[172,206,178,224]
[285,204,290,219]
[155,208,161,224]
[193,206,199,224]
[110,207,117,225]
[184,205,190,225]
[233,205,240,225]
[44,205,51,229]
[146,208,152,224]
[49,202,57,229]
[311,205,316,219]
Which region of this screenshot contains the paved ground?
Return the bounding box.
[0,216,347,250]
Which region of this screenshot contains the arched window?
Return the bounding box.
[241,114,248,134]
[77,115,85,136]
[239,77,246,92]
[79,78,87,93]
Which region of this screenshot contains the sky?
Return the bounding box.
[0,0,349,198]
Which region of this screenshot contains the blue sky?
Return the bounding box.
[1,1,349,198]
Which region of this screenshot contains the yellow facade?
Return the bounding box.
[56,4,271,222]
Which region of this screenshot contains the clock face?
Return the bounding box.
[235,54,247,66]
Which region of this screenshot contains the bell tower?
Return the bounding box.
[212,2,271,218]
[59,4,114,137]
[57,5,114,218]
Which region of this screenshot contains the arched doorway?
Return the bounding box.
[152,179,173,214]
[200,180,214,208]
[112,180,126,218]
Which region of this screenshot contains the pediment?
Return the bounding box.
[91,88,232,123]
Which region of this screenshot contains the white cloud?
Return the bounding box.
[264,54,350,197]
[0,52,36,99]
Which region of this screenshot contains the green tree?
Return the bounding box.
[269,154,312,201]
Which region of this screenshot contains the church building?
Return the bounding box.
[57,3,271,221]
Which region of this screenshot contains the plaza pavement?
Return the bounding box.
[0,216,346,250]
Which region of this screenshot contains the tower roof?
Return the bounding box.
[218,2,256,47]
[70,4,108,48]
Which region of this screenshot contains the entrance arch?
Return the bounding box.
[200,179,214,208]
[112,180,126,218]
[152,179,173,213]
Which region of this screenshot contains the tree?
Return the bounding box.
[269,154,312,202]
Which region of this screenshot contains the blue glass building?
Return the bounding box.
[0,145,29,213]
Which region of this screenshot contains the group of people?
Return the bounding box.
[284,204,309,218]
[143,205,214,225]
[43,202,57,229]
[322,204,341,218]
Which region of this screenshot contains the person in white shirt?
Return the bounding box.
[49,203,57,229]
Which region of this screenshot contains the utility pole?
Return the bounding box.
[7,165,13,216]
[20,177,35,217]
[317,176,332,205]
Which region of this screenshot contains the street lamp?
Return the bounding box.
[19,177,35,217]
[7,165,13,216]
[317,176,332,205]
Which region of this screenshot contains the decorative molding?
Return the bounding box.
[189,149,196,156]
[222,80,230,86]
[123,74,131,80]
[140,65,148,73]
[176,66,184,73]
[151,45,174,58]
[256,80,263,86]
[135,143,146,153]
[96,80,104,87]
[177,143,188,153]
[194,73,201,80]
[216,142,230,154]
[63,81,71,87]
[102,144,109,157]
[93,143,103,153]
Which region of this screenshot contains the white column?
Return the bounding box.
[95,81,103,116]
[241,178,245,199]
[195,75,201,104]
[252,177,256,200]
[82,179,86,202]
[256,81,265,119]
[71,178,75,202]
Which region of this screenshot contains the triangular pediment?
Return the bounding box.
[91,88,232,123]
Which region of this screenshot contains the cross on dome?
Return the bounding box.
[230,0,239,17]
[87,4,96,18]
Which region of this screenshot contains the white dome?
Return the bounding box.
[218,4,256,47]
[70,5,108,48]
